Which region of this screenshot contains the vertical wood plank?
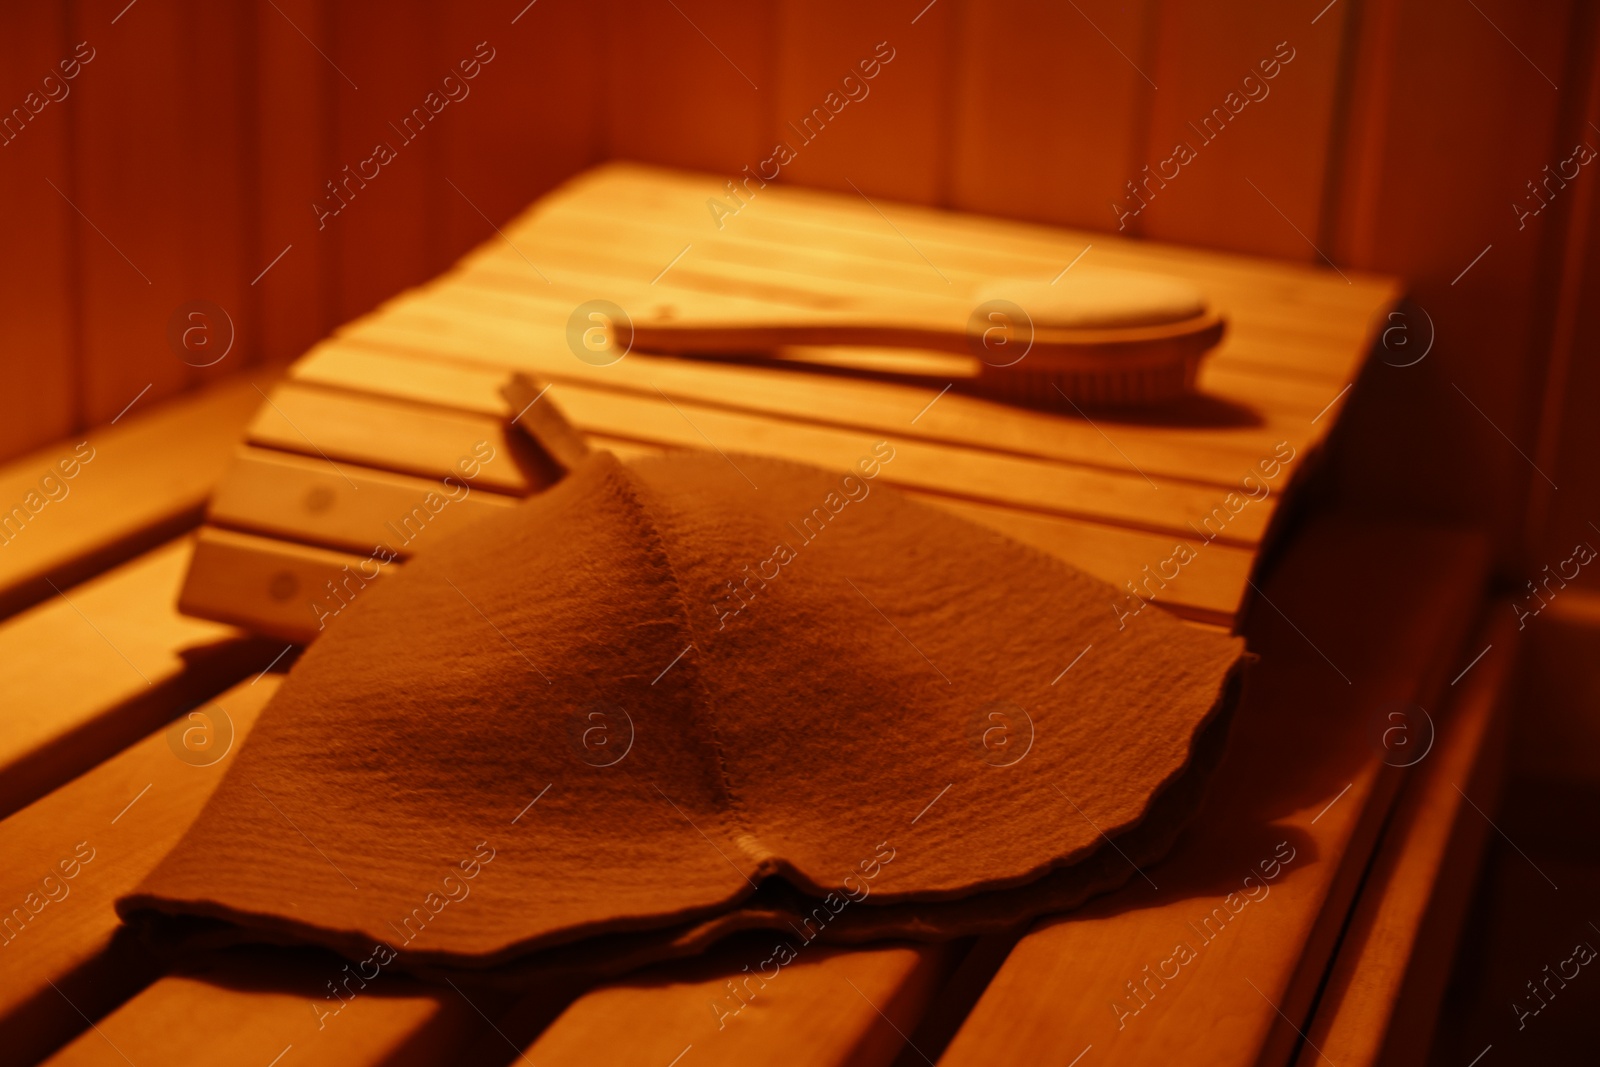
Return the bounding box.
[178,0,253,387]
[603,0,772,175]
[435,0,605,270]
[771,0,954,205]
[1134,0,1349,260]
[0,3,78,460]
[71,0,254,423]
[254,0,339,367]
[1320,0,1577,566]
[948,0,1157,231]
[71,0,194,425]
[329,0,441,324]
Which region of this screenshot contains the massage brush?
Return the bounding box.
[622,268,1225,408]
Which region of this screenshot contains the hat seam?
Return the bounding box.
[610,457,771,875]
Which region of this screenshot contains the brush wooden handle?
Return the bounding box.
[619,271,1226,405]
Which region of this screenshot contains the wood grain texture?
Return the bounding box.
[1295,610,1515,1067]
[254,0,338,367]
[209,446,519,557]
[0,373,270,620]
[181,164,1395,639]
[0,539,270,822]
[522,940,961,1066]
[0,2,78,462]
[180,526,392,645]
[0,675,280,1066]
[329,0,440,325]
[41,955,488,1067]
[70,0,192,425]
[176,0,254,389]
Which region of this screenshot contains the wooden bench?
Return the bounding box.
[4,167,1510,1067]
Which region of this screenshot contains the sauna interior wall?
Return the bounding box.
[2,0,1594,573]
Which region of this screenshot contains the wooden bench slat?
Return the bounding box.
[362,273,1342,438]
[1295,610,1516,1067]
[0,376,267,619]
[0,538,273,820]
[521,941,963,1067]
[465,205,1373,386]
[526,164,1399,348]
[0,675,280,1066]
[258,373,1271,552]
[180,528,389,646]
[209,447,520,557]
[245,384,540,496]
[40,955,486,1067]
[182,435,1252,634]
[324,304,1332,488]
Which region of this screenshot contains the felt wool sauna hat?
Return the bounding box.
[121,448,1245,974]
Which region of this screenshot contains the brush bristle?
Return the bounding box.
[980,355,1197,408]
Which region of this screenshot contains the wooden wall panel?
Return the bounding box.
[255,0,338,368]
[0,3,78,461]
[69,0,253,422]
[949,0,1156,231]
[1321,0,1578,565]
[330,0,442,325]
[177,0,254,388]
[1541,5,1600,580]
[1134,0,1350,260]
[603,0,773,175]
[771,0,955,205]
[71,0,199,424]
[435,0,605,270]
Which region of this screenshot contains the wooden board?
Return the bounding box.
[0,374,271,620]
[0,538,273,821]
[1295,609,1516,1066]
[177,163,1399,640]
[0,2,77,464]
[935,521,1488,1066]
[0,676,280,1066]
